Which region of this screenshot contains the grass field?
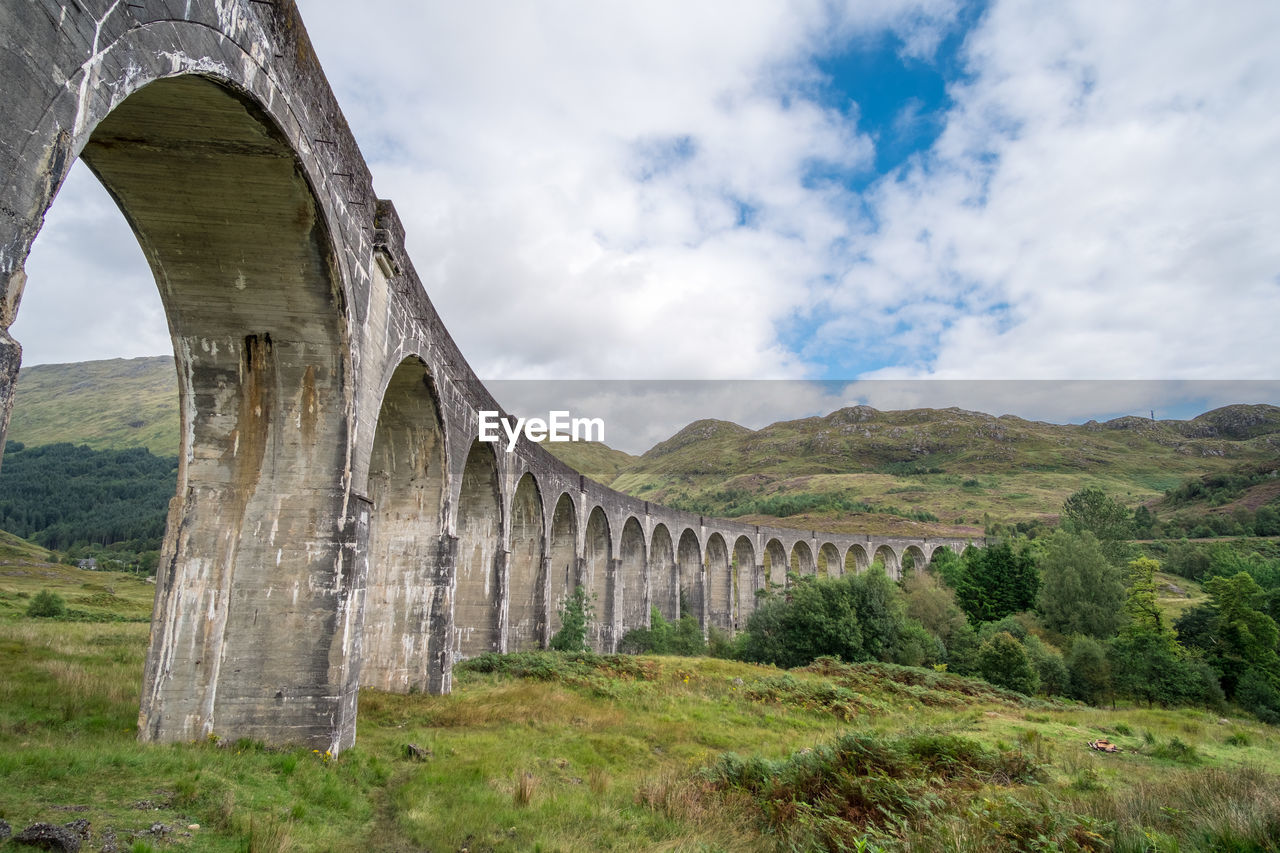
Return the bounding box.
[3,564,1280,851]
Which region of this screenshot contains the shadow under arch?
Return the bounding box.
[507,472,546,651]
[584,506,613,651]
[650,524,677,621]
[20,75,359,750]
[361,357,448,695]
[676,528,704,628]
[763,538,788,590]
[732,535,756,629]
[546,493,578,642]
[619,517,648,638]
[453,439,502,659]
[845,543,870,575]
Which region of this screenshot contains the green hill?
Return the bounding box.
[6,358,1279,538]
[6,356,180,456]
[611,405,1280,535]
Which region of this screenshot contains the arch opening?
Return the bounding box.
[453,440,502,659]
[584,507,613,651]
[676,529,703,628]
[705,533,731,632]
[732,535,757,629]
[845,544,870,575]
[650,524,676,621]
[619,517,648,636]
[903,545,927,577]
[19,76,359,749]
[873,544,901,580]
[817,542,842,578]
[790,541,816,577]
[546,493,578,642]
[361,359,447,694]
[507,473,545,651]
[763,538,788,590]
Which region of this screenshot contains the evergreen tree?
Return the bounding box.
[1200,571,1280,698]
[954,541,1039,624]
[1109,557,1197,707]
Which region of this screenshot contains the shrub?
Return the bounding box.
[976,632,1039,695]
[26,588,67,618]
[550,586,591,652]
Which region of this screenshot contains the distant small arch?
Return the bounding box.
[817,542,842,578]
[790,541,815,576]
[873,544,900,580]
[763,538,788,589]
[844,544,869,575]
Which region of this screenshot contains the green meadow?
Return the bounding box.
[3,560,1280,852]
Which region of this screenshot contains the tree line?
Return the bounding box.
[0,441,176,552]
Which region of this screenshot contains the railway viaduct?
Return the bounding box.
[0,1,974,754]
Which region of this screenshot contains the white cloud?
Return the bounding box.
[13,0,1278,402]
[838,0,1280,379]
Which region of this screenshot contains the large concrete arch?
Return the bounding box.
[705,533,732,632]
[903,544,927,576]
[7,66,362,751]
[650,524,677,621]
[453,440,502,659]
[507,473,546,651]
[676,528,704,627]
[583,506,613,651]
[0,2,984,753]
[546,493,578,641]
[361,357,449,695]
[732,535,757,628]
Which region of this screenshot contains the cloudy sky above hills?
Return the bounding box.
[15,0,1280,438]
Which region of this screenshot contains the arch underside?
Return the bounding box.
[87,76,354,749]
[362,360,447,694]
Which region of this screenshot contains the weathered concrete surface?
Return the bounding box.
[0,0,980,753]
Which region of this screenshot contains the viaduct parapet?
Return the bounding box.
[0,1,976,754]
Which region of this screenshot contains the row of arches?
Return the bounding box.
[357,359,960,692]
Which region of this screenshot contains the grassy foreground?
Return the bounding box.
[2,598,1280,852]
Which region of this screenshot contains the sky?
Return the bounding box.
[13,0,1280,447]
